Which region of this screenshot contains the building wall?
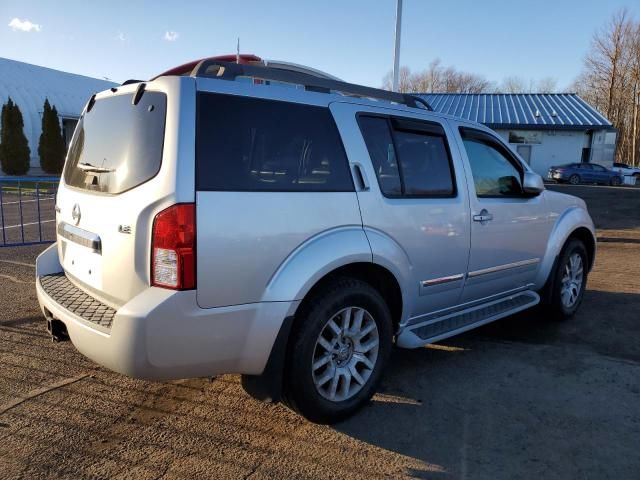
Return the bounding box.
[495,129,604,176]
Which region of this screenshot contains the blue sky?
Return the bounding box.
[0,0,637,89]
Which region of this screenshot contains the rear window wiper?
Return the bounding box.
[78,162,116,173]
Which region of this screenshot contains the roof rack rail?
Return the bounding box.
[122,79,144,85]
[190,60,432,111]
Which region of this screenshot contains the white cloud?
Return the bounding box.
[163,31,179,42]
[8,18,42,32]
[115,31,126,42]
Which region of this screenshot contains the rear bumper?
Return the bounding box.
[35,243,298,380]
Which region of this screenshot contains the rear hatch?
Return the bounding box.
[55,80,191,308]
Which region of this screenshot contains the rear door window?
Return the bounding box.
[196,93,353,192]
[64,91,167,194]
[358,115,455,197]
[393,129,455,196]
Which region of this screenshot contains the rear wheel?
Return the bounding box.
[544,238,588,321]
[610,176,622,186]
[569,174,580,185]
[283,278,393,424]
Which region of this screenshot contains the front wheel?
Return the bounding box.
[610,176,622,186]
[569,174,581,185]
[283,278,393,424]
[544,238,589,321]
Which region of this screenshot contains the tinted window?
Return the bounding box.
[462,139,523,197]
[64,92,166,194]
[394,130,454,196]
[592,164,607,171]
[196,93,353,192]
[358,116,402,195]
[358,115,455,197]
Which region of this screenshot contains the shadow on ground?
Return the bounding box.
[336,289,640,479]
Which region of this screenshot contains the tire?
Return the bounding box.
[569,174,580,185]
[610,176,622,186]
[633,173,640,179]
[544,238,589,321]
[282,277,393,424]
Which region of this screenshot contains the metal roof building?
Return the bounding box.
[0,57,116,175]
[417,93,617,176]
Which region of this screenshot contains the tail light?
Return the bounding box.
[151,203,196,290]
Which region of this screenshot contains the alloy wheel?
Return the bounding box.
[560,253,584,308]
[311,306,379,402]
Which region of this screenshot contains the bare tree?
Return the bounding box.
[499,76,558,93]
[381,59,494,94]
[500,76,528,93]
[382,66,413,92]
[536,77,558,93]
[629,23,640,167]
[575,8,640,166]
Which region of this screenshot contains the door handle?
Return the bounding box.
[473,209,493,223]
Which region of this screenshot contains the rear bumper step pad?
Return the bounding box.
[39,273,115,329]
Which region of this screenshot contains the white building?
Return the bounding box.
[420,93,617,177]
[0,57,116,175]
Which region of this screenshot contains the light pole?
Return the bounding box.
[392,0,403,92]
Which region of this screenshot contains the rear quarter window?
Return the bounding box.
[196,93,353,192]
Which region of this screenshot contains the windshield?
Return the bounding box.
[64,91,167,194]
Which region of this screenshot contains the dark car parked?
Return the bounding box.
[548,163,623,186]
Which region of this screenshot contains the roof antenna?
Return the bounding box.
[236,37,240,64]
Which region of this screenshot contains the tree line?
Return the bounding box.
[381,59,559,94]
[0,98,67,175]
[382,8,640,166]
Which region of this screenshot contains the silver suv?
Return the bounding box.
[36,59,596,423]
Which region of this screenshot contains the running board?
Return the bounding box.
[396,290,540,348]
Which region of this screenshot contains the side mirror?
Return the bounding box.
[522,171,545,195]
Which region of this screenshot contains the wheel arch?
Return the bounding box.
[292,262,404,334]
[568,226,596,271]
[244,258,405,404]
[535,206,596,290]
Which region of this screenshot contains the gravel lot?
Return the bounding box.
[0,184,638,479]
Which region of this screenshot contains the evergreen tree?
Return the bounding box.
[38,99,67,174]
[0,97,30,175]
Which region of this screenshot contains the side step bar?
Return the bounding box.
[397,290,540,348]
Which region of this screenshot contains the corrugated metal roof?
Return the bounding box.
[418,93,612,130]
[0,57,116,170]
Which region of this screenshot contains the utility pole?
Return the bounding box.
[392,0,403,92]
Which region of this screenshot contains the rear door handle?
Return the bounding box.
[473,209,493,223]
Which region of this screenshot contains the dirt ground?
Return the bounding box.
[0,184,638,479]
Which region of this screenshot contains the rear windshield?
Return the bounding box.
[64,91,167,194]
[196,93,353,192]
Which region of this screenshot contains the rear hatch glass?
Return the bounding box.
[64,91,167,194]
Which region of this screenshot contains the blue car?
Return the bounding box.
[548,163,623,186]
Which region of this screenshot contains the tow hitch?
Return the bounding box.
[47,318,69,342]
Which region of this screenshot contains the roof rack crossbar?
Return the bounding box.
[190,60,432,111]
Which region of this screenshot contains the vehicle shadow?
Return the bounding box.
[335,289,640,479]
